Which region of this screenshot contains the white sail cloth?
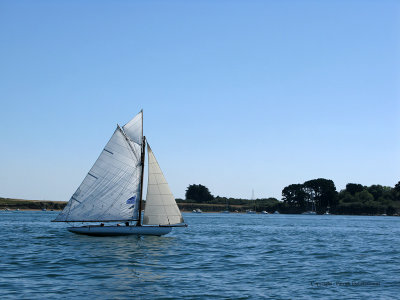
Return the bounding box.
[143,144,184,225]
[123,110,143,145]
[54,125,142,222]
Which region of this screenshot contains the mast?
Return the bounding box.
[252,189,256,212]
[137,110,145,226]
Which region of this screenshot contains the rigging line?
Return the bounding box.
[120,125,142,221]
[111,126,142,220]
[117,125,141,162]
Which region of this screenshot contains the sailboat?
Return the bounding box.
[302,201,317,215]
[247,189,256,214]
[222,198,230,213]
[52,111,187,236]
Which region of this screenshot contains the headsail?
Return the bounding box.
[143,143,184,225]
[54,115,143,222]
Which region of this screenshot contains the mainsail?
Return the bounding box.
[54,115,143,222]
[143,143,184,225]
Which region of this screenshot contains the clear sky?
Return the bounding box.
[1,0,399,201]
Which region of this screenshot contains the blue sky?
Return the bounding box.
[1,0,399,201]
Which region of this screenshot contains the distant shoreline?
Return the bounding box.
[1,197,398,216]
[0,198,67,211]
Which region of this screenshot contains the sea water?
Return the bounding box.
[0,212,399,299]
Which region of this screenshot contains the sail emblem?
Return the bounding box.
[126,195,137,204]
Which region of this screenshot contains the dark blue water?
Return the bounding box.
[0,212,399,299]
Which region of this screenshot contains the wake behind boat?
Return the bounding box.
[52,111,187,236]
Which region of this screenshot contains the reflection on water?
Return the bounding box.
[66,233,176,283]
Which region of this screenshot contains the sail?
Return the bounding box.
[54,126,142,222]
[123,110,143,145]
[143,143,184,225]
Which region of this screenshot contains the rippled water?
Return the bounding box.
[0,212,399,299]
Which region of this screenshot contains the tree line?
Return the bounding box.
[282,179,400,215]
[181,180,400,215]
[177,184,280,212]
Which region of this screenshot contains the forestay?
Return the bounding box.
[54,126,142,222]
[143,144,184,225]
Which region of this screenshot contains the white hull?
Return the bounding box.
[67,225,172,236]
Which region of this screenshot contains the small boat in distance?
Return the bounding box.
[302,200,317,215]
[302,211,316,215]
[222,198,230,213]
[261,211,268,214]
[247,189,257,214]
[52,111,187,236]
[324,206,330,215]
[192,209,202,213]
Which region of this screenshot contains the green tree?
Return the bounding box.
[387,206,397,216]
[339,191,356,203]
[391,181,400,201]
[303,178,338,213]
[185,184,214,203]
[354,190,374,203]
[346,183,365,196]
[367,185,392,202]
[282,184,307,210]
